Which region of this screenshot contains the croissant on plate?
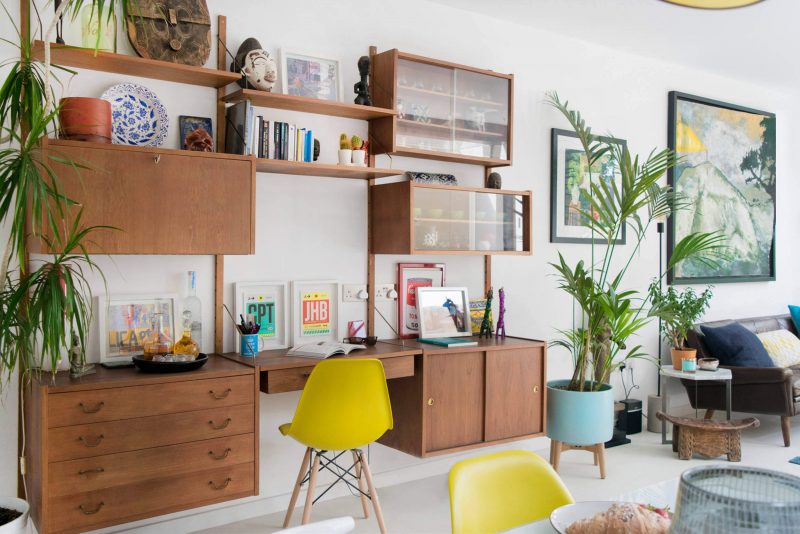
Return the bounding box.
[565,502,671,534]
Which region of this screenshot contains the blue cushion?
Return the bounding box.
[789,305,800,332]
[700,322,774,368]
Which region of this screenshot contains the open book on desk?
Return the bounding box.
[287,341,367,359]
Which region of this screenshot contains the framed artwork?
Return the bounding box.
[291,281,339,346]
[397,263,446,338]
[550,128,627,244]
[96,294,178,363]
[280,49,342,102]
[178,115,213,151]
[416,287,471,339]
[234,281,289,352]
[668,92,776,284]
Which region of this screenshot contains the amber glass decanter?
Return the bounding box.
[142,312,173,361]
[173,310,200,361]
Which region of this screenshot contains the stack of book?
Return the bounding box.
[224,101,314,162]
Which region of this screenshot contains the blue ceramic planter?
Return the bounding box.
[546,379,614,446]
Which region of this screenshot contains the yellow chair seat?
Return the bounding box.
[279,422,292,436]
[449,450,574,534]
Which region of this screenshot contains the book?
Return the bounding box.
[288,124,296,161]
[417,337,479,348]
[224,101,250,155]
[256,115,264,158]
[305,130,313,162]
[288,341,366,359]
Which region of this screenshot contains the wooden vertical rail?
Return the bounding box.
[214,16,228,354]
[366,45,378,336]
[483,166,492,297]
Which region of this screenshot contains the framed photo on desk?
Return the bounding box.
[397,263,445,339]
[291,280,339,346]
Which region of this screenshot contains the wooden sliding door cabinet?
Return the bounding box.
[378,337,546,457]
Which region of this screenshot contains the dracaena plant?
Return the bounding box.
[547,92,727,392]
[0,0,126,389]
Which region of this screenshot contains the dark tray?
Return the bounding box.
[132,353,208,373]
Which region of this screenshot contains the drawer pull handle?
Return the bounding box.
[208,418,232,430]
[209,477,232,490]
[209,448,232,460]
[153,154,161,164]
[79,434,105,448]
[533,385,540,393]
[79,401,105,414]
[209,388,232,400]
[78,467,105,476]
[79,502,105,515]
[427,398,434,406]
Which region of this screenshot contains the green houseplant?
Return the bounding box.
[648,282,713,370]
[545,92,726,447]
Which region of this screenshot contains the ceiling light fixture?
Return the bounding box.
[661,0,764,8]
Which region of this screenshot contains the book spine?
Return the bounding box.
[283,123,289,160]
[305,130,313,162]
[243,102,252,155]
[257,115,264,158]
[261,119,268,159]
[288,124,296,162]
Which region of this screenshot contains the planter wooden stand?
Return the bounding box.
[656,412,760,461]
[549,440,606,479]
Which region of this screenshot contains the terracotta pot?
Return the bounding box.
[671,347,697,370]
[59,97,112,143]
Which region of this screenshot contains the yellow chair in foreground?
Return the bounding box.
[280,359,393,533]
[449,450,574,534]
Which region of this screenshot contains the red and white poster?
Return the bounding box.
[397,264,445,338]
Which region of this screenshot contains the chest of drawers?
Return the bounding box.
[23,356,258,534]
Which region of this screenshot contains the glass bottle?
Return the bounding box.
[184,271,203,352]
[142,313,172,361]
[173,311,200,361]
[81,3,116,52]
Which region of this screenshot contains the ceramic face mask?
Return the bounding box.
[241,49,277,91]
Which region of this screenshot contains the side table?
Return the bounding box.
[659,367,732,445]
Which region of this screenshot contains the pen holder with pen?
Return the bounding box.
[240,334,258,357]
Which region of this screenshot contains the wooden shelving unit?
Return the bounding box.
[255,158,401,179]
[32,41,241,88]
[223,89,397,120]
[389,147,510,167]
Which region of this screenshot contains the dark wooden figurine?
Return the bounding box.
[354,55,373,106]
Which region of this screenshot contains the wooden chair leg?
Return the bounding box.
[283,447,312,528]
[352,449,370,519]
[359,450,387,534]
[301,451,321,525]
[593,451,598,466]
[704,409,715,420]
[596,444,606,480]
[549,440,555,463]
[551,440,562,472]
[781,416,791,447]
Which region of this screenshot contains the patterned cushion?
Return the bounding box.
[757,329,800,368]
[794,381,800,401]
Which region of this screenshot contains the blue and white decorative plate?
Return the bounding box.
[101,83,168,147]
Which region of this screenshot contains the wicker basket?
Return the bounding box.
[672,465,800,533]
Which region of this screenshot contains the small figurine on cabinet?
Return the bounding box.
[69,332,96,378]
[479,287,494,338]
[184,127,214,152]
[486,172,502,189]
[313,138,321,161]
[495,287,506,338]
[354,55,373,106]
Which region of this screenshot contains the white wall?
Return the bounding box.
[3,0,799,529]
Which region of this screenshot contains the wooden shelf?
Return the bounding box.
[398,85,506,107]
[397,118,505,139]
[412,182,529,196]
[33,41,241,88]
[223,89,397,120]
[415,218,512,225]
[255,158,402,179]
[391,147,511,167]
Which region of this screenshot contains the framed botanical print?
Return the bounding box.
[291,281,339,346]
[96,293,178,363]
[668,92,776,284]
[550,128,627,244]
[234,281,289,352]
[280,49,342,102]
[397,263,446,338]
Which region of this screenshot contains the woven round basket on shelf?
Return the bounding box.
[672,465,800,533]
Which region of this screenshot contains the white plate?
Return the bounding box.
[550,501,624,533]
[101,83,168,147]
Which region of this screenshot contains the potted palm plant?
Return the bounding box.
[648,283,713,370]
[0,2,121,529]
[545,92,726,448]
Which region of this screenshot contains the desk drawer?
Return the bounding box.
[48,375,254,427]
[266,355,415,393]
[49,404,254,462]
[47,462,255,534]
[48,433,255,497]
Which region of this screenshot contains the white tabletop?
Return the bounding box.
[504,478,679,533]
[659,367,732,381]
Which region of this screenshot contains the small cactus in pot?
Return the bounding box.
[338,133,353,165]
[351,134,367,167]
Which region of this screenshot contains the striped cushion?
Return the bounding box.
[757,330,800,368]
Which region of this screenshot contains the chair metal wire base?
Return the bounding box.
[299,449,372,505]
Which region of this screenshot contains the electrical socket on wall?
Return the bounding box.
[342,284,397,302]
[375,284,397,301]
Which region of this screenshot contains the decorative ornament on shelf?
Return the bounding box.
[69,332,95,378]
[102,83,168,147]
[479,287,494,338]
[313,138,321,161]
[231,38,262,87]
[241,49,277,92]
[58,97,112,143]
[338,133,352,165]
[486,171,502,189]
[495,287,506,338]
[406,171,457,185]
[125,0,212,66]
[354,55,372,106]
[179,116,213,152]
[351,135,366,167]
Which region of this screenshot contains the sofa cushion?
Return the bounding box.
[789,305,800,333]
[701,322,775,368]
[757,329,800,368]
[794,381,800,401]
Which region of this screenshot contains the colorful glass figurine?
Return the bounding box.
[496,287,506,338]
[479,287,494,338]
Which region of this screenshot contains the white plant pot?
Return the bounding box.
[351,149,367,167]
[0,497,29,534]
[338,149,353,166]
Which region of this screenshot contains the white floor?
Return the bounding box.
[197,415,800,534]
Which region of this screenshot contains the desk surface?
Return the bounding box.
[381,335,546,353]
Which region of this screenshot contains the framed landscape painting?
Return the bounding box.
[667,92,776,284]
[550,128,627,244]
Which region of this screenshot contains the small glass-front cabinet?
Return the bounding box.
[371,182,531,255]
[370,50,513,166]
